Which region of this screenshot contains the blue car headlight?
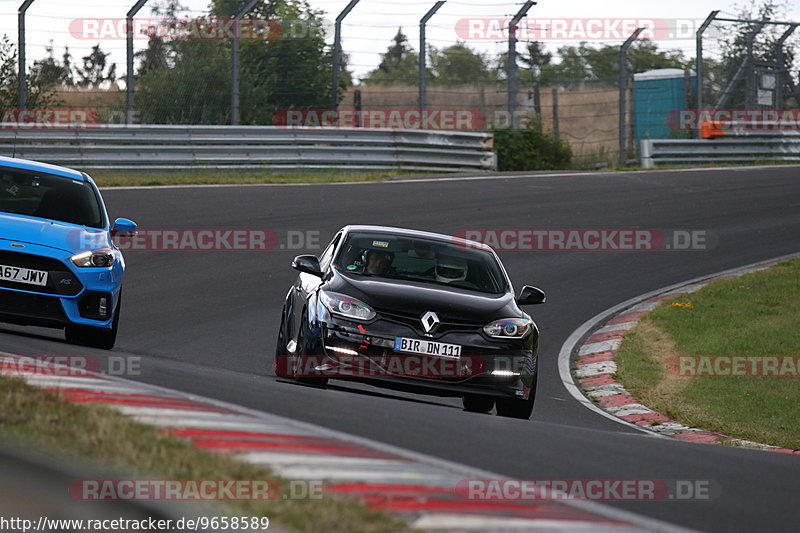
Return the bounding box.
[320,291,376,321]
[70,248,117,268]
[483,318,532,339]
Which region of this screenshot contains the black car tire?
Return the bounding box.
[495,376,537,419]
[495,396,534,419]
[462,395,495,413]
[292,310,328,388]
[65,293,121,350]
[273,312,291,378]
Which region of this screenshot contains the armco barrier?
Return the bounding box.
[641,137,800,168]
[0,125,496,173]
[641,120,800,168]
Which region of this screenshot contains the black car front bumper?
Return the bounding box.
[298,315,537,400]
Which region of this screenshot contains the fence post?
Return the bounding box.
[507,1,535,124]
[231,0,260,125]
[332,0,360,113]
[775,24,799,109]
[354,89,362,127]
[419,1,446,118]
[17,0,35,112]
[640,140,653,169]
[695,11,719,138]
[551,87,559,139]
[618,27,643,167]
[126,0,149,125]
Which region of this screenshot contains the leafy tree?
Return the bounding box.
[76,44,117,89]
[31,41,74,87]
[0,34,60,111]
[492,117,572,171]
[135,0,340,124]
[540,45,590,86]
[708,0,798,108]
[362,28,419,85]
[518,41,552,85]
[363,36,495,87]
[429,42,496,85]
[514,41,688,88]
[135,30,170,76]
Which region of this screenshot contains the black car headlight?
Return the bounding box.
[320,291,376,321]
[70,248,117,267]
[483,318,532,339]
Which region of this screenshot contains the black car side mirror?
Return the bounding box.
[516,285,546,305]
[292,255,323,277]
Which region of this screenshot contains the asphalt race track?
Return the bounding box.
[2,166,799,532]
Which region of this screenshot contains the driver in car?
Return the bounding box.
[435,258,468,284]
[363,249,394,276]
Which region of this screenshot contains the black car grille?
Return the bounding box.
[0,250,82,296]
[0,290,68,326]
[373,306,484,336]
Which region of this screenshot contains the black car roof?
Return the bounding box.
[340,225,494,253]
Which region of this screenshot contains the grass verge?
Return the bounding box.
[90,169,419,187]
[615,257,800,449]
[0,375,405,533]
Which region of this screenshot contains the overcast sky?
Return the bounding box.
[1,0,799,80]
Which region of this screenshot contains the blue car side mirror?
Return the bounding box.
[112,218,138,238]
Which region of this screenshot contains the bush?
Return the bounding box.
[491,119,572,171]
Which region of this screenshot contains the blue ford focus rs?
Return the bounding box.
[0,156,137,349]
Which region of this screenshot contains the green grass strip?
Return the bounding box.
[616,258,800,449]
[0,376,406,532]
[89,169,420,187]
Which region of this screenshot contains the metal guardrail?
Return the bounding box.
[641,134,800,168]
[0,125,496,172]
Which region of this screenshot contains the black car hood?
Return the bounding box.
[329,270,519,323]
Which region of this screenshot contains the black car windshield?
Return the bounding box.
[0,167,104,228]
[335,232,507,294]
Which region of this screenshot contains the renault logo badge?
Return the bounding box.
[420,311,440,335]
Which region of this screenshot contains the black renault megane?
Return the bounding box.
[273,225,545,419]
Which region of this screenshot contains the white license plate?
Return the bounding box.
[0,264,48,286]
[394,337,461,358]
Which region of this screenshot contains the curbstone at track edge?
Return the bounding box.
[560,252,800,454]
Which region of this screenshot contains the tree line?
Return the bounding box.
[1,0,796,124]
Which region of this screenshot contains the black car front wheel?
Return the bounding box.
[273,314,292,378]
[495,395,535,419]
[284,309,328,388]
[462,394,495,413]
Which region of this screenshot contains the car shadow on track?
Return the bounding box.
[273,376,465,410]
[0,326,69,349]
